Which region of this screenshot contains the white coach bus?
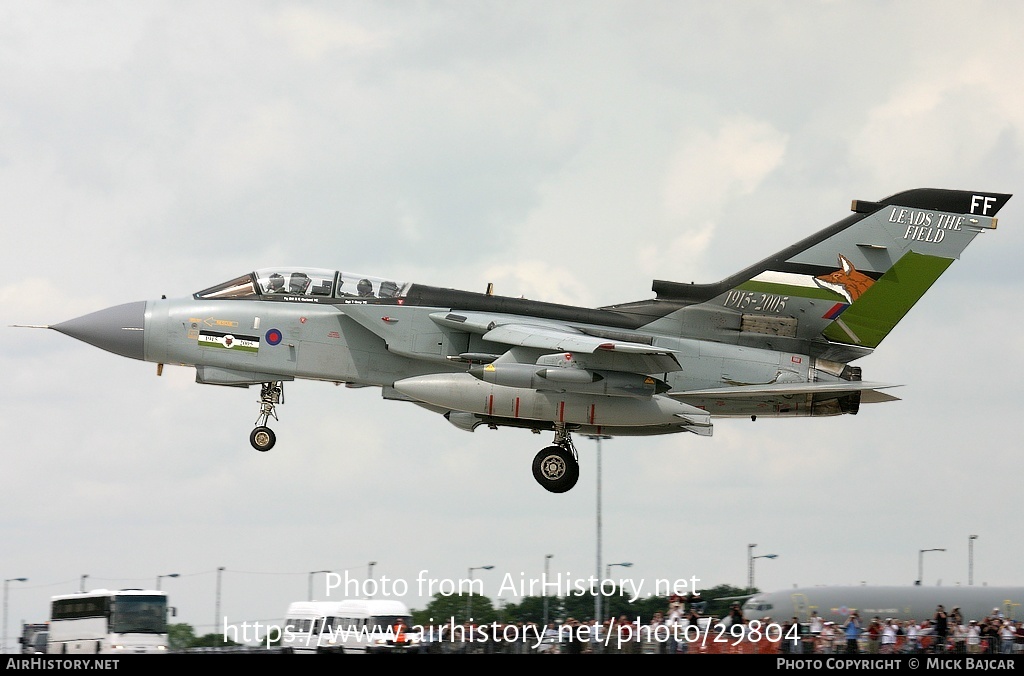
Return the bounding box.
[47,589,169,654]
[282,599,419,654]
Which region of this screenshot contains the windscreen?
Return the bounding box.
[368,615,415,631]
[195,274,258,299]
[110,595,167,634]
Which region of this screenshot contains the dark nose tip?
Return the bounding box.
[51,301,147,360]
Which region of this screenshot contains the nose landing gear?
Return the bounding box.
[250,381,283,452]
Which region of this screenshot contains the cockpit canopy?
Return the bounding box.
[195,268,410,301]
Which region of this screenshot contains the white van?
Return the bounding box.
[281,599,419,654]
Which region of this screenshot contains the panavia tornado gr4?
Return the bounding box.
[39,188,1009,493]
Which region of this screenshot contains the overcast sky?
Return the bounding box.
[3,1,1023,644]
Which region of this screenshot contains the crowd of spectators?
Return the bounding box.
[416,599,1021,654]
[765,604,1021,655]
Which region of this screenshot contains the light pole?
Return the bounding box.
[747,544,756,592]
[749,552,778,592]
[543,554,553,628]
[156,573,179,591]
[215,566,225,633]
[747,544,779,591]
[466,565,494,621]
[917,548,946,585]
[606,561,633,596]
[587,433,610,623]
[3,577,28,654]
[367,561,377,599]
[80,574,89,593]
[308,570,330,601]
[969,535,978,586]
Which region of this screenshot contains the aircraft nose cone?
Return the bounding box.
[51,301,147,361]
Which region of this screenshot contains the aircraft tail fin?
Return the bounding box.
[650,189,1010,350]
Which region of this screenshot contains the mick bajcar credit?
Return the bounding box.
[775,656,1017,670]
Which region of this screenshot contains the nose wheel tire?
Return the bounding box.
[532,445,579,493]
[250,426,276,452]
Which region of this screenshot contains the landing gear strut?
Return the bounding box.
[531,426,580,493]
[251,381,283,452]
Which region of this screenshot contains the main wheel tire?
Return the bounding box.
[532,445,579,493]
[250,426,276,452]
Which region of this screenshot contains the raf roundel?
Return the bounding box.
[265,328,283,346]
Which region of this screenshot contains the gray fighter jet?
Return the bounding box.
[40,188,1009,493]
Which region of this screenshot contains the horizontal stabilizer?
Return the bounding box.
[860,389,901,403]
[671,381,900,398]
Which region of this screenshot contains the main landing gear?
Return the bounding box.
[250,381,284,452]
[531,426,580,493]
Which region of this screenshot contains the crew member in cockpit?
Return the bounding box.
[267,273,286,294]
[357,279,374,297]
[288,272,311,294]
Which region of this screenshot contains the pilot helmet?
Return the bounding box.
[288,272,310,293]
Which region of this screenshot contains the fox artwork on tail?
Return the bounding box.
[814,254,875,303]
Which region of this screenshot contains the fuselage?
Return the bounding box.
[52,266,859,438]
[743,586,1024,624]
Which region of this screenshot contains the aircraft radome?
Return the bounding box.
[28,188,1010,493]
